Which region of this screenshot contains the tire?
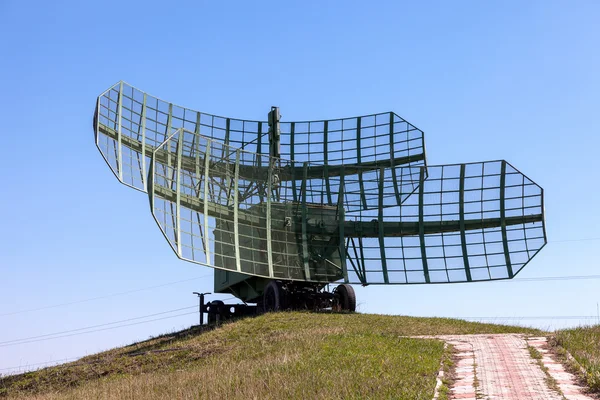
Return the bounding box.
[335,284,356,312]
[263,281,287,312]
[207,300,225,323]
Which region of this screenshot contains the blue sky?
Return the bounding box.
[0,0,599,372]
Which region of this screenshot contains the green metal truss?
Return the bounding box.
[94,81,546,286]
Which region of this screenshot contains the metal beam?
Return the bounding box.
[341,214,543,238]
[116,81,123,180]
[301,162,311,280]
[389,112,401,205]
[418,167,431,283]
[338,165,348,283]
[378,167,389,283]
[266,156,274,278]
[459,164,473,282]
[166,103,173,179]
[97,123,424,182]
[290,122,297,202]
[323,120,332,205]
[204,140,211,264]
[233,149,241,272]
[175,133,183,255]
[356,117,367,209]
[140,93,147,187]
[500,160,514,278]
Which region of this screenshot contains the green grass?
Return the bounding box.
[0,312,541,399]
[553,325,600,392]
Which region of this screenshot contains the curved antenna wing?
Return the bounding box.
[94,82,426,201]
[149,128,546,284]
[95,82,267,192]
[343,161,546,284]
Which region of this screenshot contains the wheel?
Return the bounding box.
[335,284,356,312]
[207,300,224,323]
[263,281,287,312]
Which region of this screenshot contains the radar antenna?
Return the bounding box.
[94,81,546,315]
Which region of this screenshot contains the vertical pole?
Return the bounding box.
[290,122,297,202]
[176,130,183,256]
[166,103,173,173]
[257,122,263,157]
[267,107,280,279]
[193,292,211,326]
[301,162,311,280]
[356,117,367,209]
[117,81,124,180]
[268,107,281,159]
[323,120,332,205]
[378,166,389,283]
[234,149,241,272]
[338,165,348,283]
[257,122,264,204]
[418,167,431,283]
[225,119,232,205]
[148,145,155,211]
[266,156,274,278]
[194,113,201,178]
[500,160,514,278]
[141,93,147,188]
[200,293,205,326]
[459,164,473,282]
[389,112,401,205]
[204,140,211,264]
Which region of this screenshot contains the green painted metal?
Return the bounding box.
[97,82,546,290]
[301,162,311,280]
[257,122,264,204]
[150,175,542,236]
[358,236,367,282]
[96,81,427,194]
[140,93,147,187]
[225,118,231,145]
[175,132,183,255]
[356,117,367,209]
[459,164,473,282]
[203,139,211,264]
[166,103,173,175]
[389,112,401,204]
[148,146,155,212]
[194,112,201,178]
[338,165,348,283]
[323,120,332,205]
[290,122,297,202]
[541,187,547,243]
[98,122,423,181]
[347,237,365,283]
[266,157,274,278]
[418,167,431,283]
[233,149,241,272]
[117,81,123,180]
[500,160,514,278]
[378,167,390,283]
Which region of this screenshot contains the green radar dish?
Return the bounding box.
[94,81,546,309]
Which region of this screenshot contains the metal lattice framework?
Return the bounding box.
[94,81,546,285]
[95,82,425,192]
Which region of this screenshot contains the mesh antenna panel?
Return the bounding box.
[95,81,546,285]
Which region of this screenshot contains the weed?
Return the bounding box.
[552,325,600,393]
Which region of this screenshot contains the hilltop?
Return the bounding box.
[1,312,541,399]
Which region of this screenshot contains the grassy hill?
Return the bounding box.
[1,312,541,400]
